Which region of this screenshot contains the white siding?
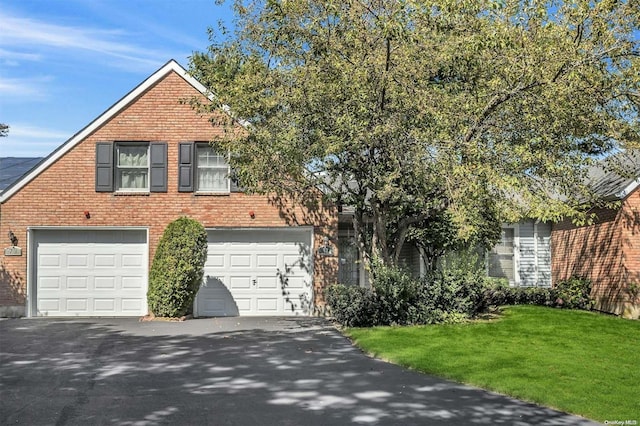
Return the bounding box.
[536,222,552,287]
[518,221,537,286]
[516,221,552,287]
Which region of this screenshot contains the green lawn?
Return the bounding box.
[345,305,639,422]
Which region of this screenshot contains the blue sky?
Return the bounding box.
[0,0,234,157]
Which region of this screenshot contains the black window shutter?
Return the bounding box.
[149,142,168,192]
[95,142,114,192]
[178,142,194,192]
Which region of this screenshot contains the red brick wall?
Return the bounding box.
[551,188,640,317]
[0,71,338,313]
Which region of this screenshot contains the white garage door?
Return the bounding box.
[196,228,313,316]
[33,229,147,317]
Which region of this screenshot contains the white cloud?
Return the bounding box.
[0,76,53,98]
[1,124,71,157]
[0,12,167,71]
[7,125,70,141]
[0,48,42,64]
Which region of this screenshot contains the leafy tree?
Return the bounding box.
[147,217,208,317]
[190,0,640,270]
[0,124,8,137]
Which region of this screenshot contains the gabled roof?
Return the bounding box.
[588,150,640,201]
[0,157,43,191]
[0,60,210,203]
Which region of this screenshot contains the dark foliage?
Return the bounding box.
[147,217,208,317]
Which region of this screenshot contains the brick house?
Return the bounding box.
[552,152,640,319]
[0,60,338,318]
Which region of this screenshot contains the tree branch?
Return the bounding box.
[463,80,543,144]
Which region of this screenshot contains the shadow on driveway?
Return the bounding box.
[0,317,598,425]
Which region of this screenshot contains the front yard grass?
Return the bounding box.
[345,305,639,422]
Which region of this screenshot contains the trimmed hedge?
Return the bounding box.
[484,285,556,307]
[147,217,208,317]
[325,255,489,327]
[326,267,595,327]
[484,276,593,310]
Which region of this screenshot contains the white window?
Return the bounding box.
[196,145,229,192]
[488,227,516,283]
[116,144,149,191]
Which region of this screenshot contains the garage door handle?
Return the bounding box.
[252,279,257,286]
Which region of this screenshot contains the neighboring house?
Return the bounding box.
[336,204,553,288]
[552,151,640,319]
[487,221,553,287]
[0,60,337,318]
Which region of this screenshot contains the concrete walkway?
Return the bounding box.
[0,317,599,425]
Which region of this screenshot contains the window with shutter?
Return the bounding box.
[179,142,233,194]
[196,145,230,193]
[116,144,149,191]
[96,141,167,193]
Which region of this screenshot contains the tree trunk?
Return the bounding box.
[353,208,371,276]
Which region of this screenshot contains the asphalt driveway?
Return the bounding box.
[0,317,598,426]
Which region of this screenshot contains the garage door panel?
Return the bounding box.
[40,255,61,267]
[68,255,88,268]
[122,254,144,268]
[256,298,278,312]
[205,298,225,311]
[67,277,89,289]
[95,276,116,289]
[196,229,312,317]
[256,276,277,289]
[198,277,240,316]
[95,255,116,267]
[229,276,251,289]
[94,299,116,312]
[122,276,143,289]
[121,299,145,312]
[207,254,225,268]
[38,299,60,312]
[283,254,307,269]
[66,299,88,312]
[284,276,306,289]
[34,230,147,317]
[230,255,251,268]
[256,254,277,268]
[39,277,60,289]
[235,298,252,312]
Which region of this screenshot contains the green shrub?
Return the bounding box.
[326,250,490,327]
[423,248,489,319]
[553,276,594,310]
[370,264,424,325]
[486,277,510,288]
[483,279,596,310]
[484,285,517,306]
[525,287,556,306]
[484,284,555,307]
[324,284,375,327]
[147,217,208,317]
